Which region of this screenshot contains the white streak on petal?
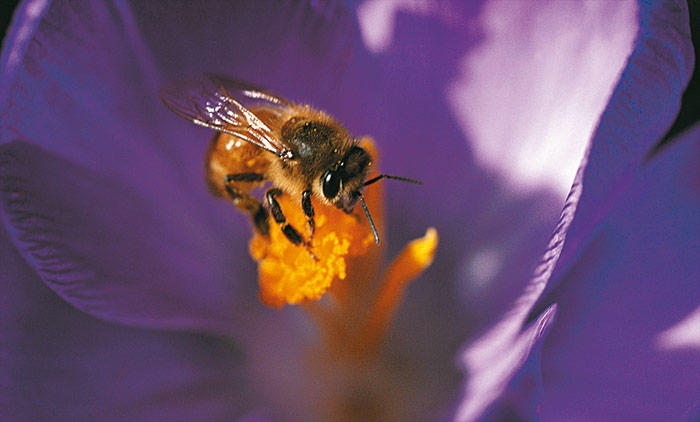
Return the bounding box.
[0,0,50,106]
[657,306,700,351]
[447,0,637,197]
[357,0,453,53]
[455,304,557,421]
[357,0,398,53]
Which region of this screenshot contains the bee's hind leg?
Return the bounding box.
[266,188,317,261]
[224,173,269,235]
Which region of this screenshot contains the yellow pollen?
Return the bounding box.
[249,194,376,308]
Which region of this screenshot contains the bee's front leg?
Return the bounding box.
[266,188,317,260]
[301,188,315,244]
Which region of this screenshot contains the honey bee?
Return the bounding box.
[159,74,419,253]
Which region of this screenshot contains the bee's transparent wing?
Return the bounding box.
[159,74,294,159]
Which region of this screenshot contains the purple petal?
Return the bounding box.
[0,140,245,336]
[0,0,50,104]
[342,0,641,334]
[456,0,696,419]
[538,123,700,420]
[0,222,260,421]
[455,304,557,421]
[547,0,695,289]
[128,0,354,103]
[2,0,166,185]
[446,0,637,198]
[337,1,565,331]
[0,0,251,268]
[0,0,242,333]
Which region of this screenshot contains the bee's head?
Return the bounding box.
[320,145,372,213]
[318,143,421,245]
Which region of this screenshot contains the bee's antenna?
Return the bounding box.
[359,194,380,244]
[364,174,423,187]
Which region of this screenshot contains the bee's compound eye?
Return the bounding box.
[322,170,342,199]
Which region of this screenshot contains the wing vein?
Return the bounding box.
[159,74,295,159]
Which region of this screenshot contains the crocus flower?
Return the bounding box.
[0,1,696,422]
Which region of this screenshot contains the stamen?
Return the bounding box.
[356,228,438,354]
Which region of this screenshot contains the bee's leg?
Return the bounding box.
[224,173,268,235]
[301,188,315,244]
[266,188,317,260]
[265,188,303,245]
[225,172,265,183]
